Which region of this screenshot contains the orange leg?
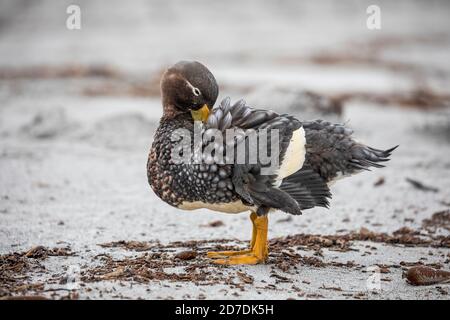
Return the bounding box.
[207,212,269,265]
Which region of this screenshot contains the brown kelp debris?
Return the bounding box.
[82,252,225,285]
[270,272,291,283]
[0,65,119,80]
[307,52,405,69]
[320,285,343,292]
[406,178,439,193]
[0,295,49,300]
[98,240,155,252]
[399,261,444,269]
[160,238,243,252]
[0,64,162,98]
[422,210,450,233]
[175,251,197,261]
[332,88,450,110]
[373,177,385,187]
[270,234,353,252]
[270,227,449,253]
[304,36,450,77]
[405,266,450,286]
[82,78,161,97]
[82,69,164,97]
[357,34,450,54]
[0,246,73,297]
[0,253,42,296]
[24,246,49,258]
[356,227,449,248]
[269,249,357,273]
[24,246,74,259]
[281,34,449,70]
[99,238,243,253]
[86,238,357,286]
[236,271,254,284]
[201,220,225,228]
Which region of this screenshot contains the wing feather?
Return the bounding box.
[204,97,307,215]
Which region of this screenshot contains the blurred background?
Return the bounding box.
[0,0,449,299]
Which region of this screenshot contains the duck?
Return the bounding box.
[147,60,397,265]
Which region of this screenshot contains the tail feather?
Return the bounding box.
[350,145,398,171]
[302,119,398,183]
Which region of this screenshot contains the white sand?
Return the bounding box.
[0,0,449,299]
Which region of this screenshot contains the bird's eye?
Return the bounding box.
[193,87,201,96]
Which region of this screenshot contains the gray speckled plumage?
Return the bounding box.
[148,98,303,214]
[148,96,397,215]
[148,112,238,207]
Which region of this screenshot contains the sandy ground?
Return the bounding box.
[0,0,450,299]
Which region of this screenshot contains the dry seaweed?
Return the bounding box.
[0,246,74,298]
[0,65,119,79]
[422,210,450,233]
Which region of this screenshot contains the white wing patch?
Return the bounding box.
[275,127,306,184]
